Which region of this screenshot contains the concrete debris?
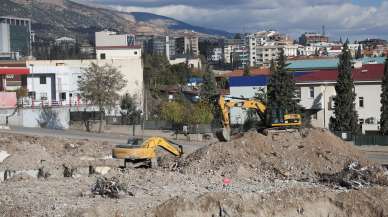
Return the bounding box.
[319,161,388,189]
[0,150,10,163]
[91,177,128,199]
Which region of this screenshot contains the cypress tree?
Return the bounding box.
[330,42,359,133]
[267,49,299,123]
[243,64,251,76]
[355,45,362,59]
[380,58,388,135]
[201,66,218,101]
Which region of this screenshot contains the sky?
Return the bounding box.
[78,0,388,40]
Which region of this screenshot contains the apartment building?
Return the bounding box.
[175,33,199,56]
[0,16,32,57]
[299,32,329,46]
[247,31,298,67]
[227,61,384,134]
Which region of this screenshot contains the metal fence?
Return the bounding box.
[353,135,388,146]
[333,131,388,146]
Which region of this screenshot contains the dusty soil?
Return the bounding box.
[0,133,117,172]
[0,129,387,217]
[175,129,372,181]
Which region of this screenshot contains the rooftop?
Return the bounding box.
[287,57,386,70]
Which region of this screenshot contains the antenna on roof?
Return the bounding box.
[322,25,325,36]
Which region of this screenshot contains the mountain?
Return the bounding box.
[130,12,233,38]
[0,0,232,42]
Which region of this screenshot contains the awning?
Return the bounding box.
[0,68,30,75]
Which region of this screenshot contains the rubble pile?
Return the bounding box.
[176,129,372,181]
[319,161,388,189]
[91,177,128,199]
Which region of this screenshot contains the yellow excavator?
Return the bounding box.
[112,137,183,168]
[216,95,302,141]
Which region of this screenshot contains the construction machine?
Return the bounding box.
[216,95,302,141]
[112,137,183,168]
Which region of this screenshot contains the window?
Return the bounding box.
[295,87,301,100]
[28,91,36,100]
[312,112,318,120]
[69,93,73,98]
[100,53,106,59]
[134,51,138,55]
[60,92,66,101]
[309,87,314,98]
[40,92,47,100]
[359,97,364,108]
[40,76,46,84]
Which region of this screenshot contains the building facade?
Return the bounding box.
[0,16,32,57]
[228,62,384,134]
[299,33,329,46]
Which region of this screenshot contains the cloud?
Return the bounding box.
[77,0,388,39]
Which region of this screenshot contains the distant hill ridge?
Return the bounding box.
[0,0,232,41]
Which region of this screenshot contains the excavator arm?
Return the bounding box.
[216,95,302,141]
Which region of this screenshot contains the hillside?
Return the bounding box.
[0,0,231,41]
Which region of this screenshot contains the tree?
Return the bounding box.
[201,66,218,102]
[380,58,388,135]
[266,49,299,125]
[243,65,251,76]
[329,42,359,134]
[160,101,185,134]
[187,101,214,125]
[78,63,127,133]
[355,45,363,59]
[121,93,142,136]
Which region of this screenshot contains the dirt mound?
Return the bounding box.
[175,129,371,181]
[0,133,114,171]
[154,187,388,217]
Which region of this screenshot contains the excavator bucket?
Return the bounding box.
[216,128,231,142]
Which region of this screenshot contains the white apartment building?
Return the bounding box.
[95,31,136,47]
[24,31,144,108]
[247,31,297,67]
[209,47,223,62]
[228,63,384,134]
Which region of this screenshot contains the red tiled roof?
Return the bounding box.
[223,67,270,77]
[0,67,30,75]
[295,64,384,83]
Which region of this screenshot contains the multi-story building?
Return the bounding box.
[299,32,329,46]
[247,31,298,67]
[95,31,141,60]
[95,31,136,47]
[209,47,223,62]
[228,60,384,134]
[0,16,32,57]
[175,33,199,56]
[23,31,144,107]
[150,35,176,60]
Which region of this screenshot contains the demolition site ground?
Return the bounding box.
[0,129,388,217]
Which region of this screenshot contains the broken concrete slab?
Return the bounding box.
[0,150,10,163]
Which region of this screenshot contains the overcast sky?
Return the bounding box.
[78,0,388,40]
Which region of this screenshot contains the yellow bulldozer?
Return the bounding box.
[216,95,302,141]
[112,136,183,168]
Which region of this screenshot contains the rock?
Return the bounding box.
[0,150,10,163]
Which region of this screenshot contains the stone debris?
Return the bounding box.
[0,150,10,163]
[319,161,388,189]
[91,177,128,199]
